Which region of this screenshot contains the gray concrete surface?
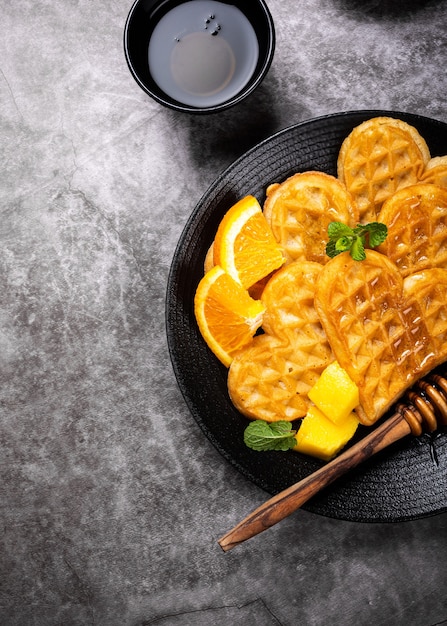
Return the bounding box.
[1,1,447,624]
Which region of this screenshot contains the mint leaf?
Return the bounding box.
[327,222,353,239]
[244,420,297,451]
[350,236,366,261]
[335,235,353,253]
[325,238,338,259]
[359,222,388,247]
[326,221,388,261]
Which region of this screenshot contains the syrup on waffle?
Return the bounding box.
[337,117,431,223]
[263,171,358,265]
[404,268,447,356]
[228,261,333,422]
[314,250,447,425]
[378,183,447,277]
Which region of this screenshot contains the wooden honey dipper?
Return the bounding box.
[218,367,447,552]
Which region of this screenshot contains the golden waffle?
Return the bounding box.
[228,261,333,422]
[403,268,447,355]
[378,183,447,277]
[337,117,431,222]
[421,156,447,189]
[314,250,447,425]
[263,171,358,265]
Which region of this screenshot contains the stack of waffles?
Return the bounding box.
[228,117,447,427]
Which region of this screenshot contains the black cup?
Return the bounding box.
[124,0,275,113]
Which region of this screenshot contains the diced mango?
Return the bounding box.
[294,405,359,461]
[308,361,359,424]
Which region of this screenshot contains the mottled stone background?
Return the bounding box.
[1,0,447,624]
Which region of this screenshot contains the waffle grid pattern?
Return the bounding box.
[339,122,429,222]
[264,172,357,265]
[378,185,447,277]
[228,262,333,422]
[314,252,447,424]
[404,270,447,355]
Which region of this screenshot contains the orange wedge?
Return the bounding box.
[213,195,285,289]
[194,265,265,367]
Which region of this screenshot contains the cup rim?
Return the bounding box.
[123,0,276,114]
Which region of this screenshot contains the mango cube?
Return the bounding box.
[294,405,359,461]
[308,361,359,424]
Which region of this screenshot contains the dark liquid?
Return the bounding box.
[148,1,259,107]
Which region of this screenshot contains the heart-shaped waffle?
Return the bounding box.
[228,261,333,422]
[337,117,431,222]
[263,171,358,265]
[378,183,447,277]
[314,250,447,425]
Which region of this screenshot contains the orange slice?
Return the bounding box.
[213,195,285,289]
[194,265,266,367]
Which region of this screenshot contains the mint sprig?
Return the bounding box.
[244,420,297,451]
[326,222,388,261]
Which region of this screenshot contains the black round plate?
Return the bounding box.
[166,110,447,522]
